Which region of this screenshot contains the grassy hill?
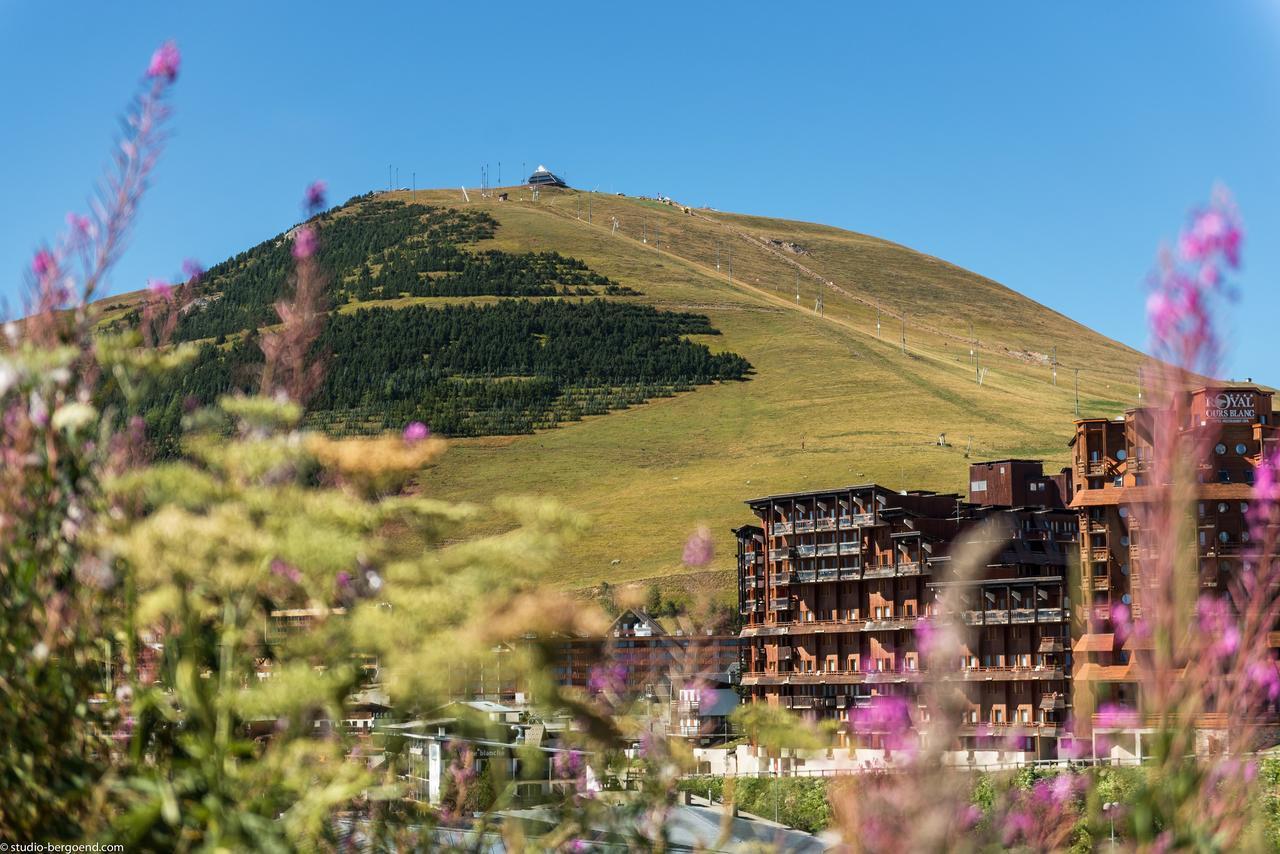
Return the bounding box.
[108,185,1146,595]
[374,186,1143,592]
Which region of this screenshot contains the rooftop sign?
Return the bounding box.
[1204,390,1257,424]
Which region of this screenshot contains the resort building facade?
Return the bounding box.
[735,460,1078,759]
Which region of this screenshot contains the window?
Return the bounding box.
[1114,476,1124,487]
[1237,443,1248,455]
[970,480,988,492]
[1216,443,1227,455]
[1219,531,1230,543]
[1218,502,1229,514]
[1116,449,1127,461]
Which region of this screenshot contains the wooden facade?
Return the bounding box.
[735,462,1077,757]
[1070,386,1280,737]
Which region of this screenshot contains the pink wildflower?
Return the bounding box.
[1197,595,1240,659]
[682,525,714,567]
[1248,660,1280,703]
[587,662,626,695]
[1002,808,1035,846]
[146,41,181,83]
[914,618,936,658]
[1179,193,1243,268]
[402,421,430,443]
[31,249,54,277]
[65,213,94,240]
[849,695,915,753]
[1111,601,1131,647]
[1095,702,1139,730]
[270,558,302,584]
[292,225,317,260]
[304,180,328,213]
[147,278,174,301]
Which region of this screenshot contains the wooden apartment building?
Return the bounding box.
[1070,385,1280,751]
[735,460,1078,758]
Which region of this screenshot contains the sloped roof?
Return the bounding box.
[1073,633,1115,653]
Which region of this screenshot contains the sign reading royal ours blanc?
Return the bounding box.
[1204,390,1257,424]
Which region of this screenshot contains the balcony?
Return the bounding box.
[864,565,895,579]
[838,542,861,555]
[840,513,875,528]
[795,569,817,583]
[795,545,816,558]
[1091,575,1111,591]
[1037,608,1064,623]
[771,522,793,536]
[743,576,764,589]
[743,669,925,687]
[740,600,763,614]
[768,548,791,561]
[1079,460,1112,477]
[840,566,862,581]
[1038,638,1064,653]
[815,518,837,532]
[897,562,922,576]
[1011,608,1036,623]
[815,543,838,557]
[771,571,797,586]
[769,599,793,612]
[1088,521,1108,534]
[794,520,815,534]
[962,610,986,626]
[817,568,840,582]
[955,665,1065,681]
[986,610,1010,624]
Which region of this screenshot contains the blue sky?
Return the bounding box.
[3,2,1279,383]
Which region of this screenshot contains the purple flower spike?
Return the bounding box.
[291,226,317,260]
[146,41,181,83]
[182,258,205,282]
[270,558,302,584]
[304,180,328,214]
[147,278,174,301]
[402,421,430,443]
[31,249,54,277]
[682,526,714,567]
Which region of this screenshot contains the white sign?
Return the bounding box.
[1204,391,1256,424]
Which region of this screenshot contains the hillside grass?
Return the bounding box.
[382,187,1142,593]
